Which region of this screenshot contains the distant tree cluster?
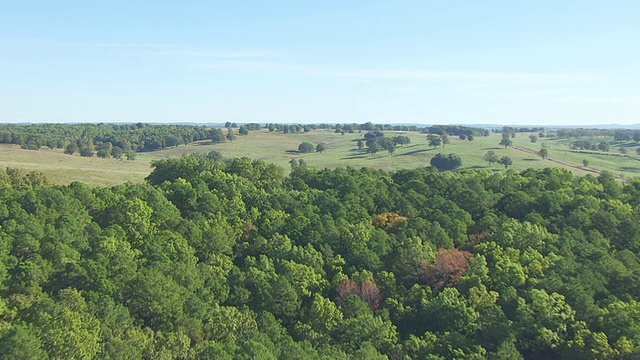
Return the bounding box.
[572,140,610,151]
[362,132,410,155]
[296,142,326,154]
[0,123,211,155]
[425,125,490,137]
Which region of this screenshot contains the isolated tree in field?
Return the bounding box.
[499,138,513,148]
[582,159,589,166]
[225,121,232,128]
[459,134,467,141]
[226,128,235,141]
[428,134,442,148]
[430,153,462,171]
[440,134,450,148]
[357,139,364,149]
[239,126,249,136]
[316,143,326,153]
[499,156,513,168]
[298,142,315,153]
[483,150,499,165]
[529,135,538,143]
[467,134,474,141]
[538,148,548,159]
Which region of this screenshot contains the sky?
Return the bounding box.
[1,1,639,126]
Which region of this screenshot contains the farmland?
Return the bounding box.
[2,128,640,186]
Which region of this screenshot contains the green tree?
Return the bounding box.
[598,142,609,151]
[538,148,548,159]
[226,128,235,141]
[499,138,513,148]
[211,128,226,143]
[79,146,94,157]
[428,134,442,148]
[430,153,462,171]
[0,324,48,360]
[498,156,513,168]
[440,134,450,148]
[64,143,78,155]
[298,142,315,153]
[484,150,499,165]
[125,150,137,160]
[316,143,326,153]
[367,141,380,154]
[111,146,125,159]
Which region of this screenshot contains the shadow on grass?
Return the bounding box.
[399,148,433,156]
[522,158,539,161]
[341,155,368,160]
[620,167,640,172]
[285,150,301,155]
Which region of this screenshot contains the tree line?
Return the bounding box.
[0,123,211,155]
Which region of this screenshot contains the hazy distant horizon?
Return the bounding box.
[2,1,639,126]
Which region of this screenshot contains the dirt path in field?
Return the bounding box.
[512,145,631,183]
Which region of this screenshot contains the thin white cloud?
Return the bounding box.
[555,96,640,106]
[194,59,584,86]
[62,43,181,49]
[136,50,278,59]
[62,43,278,59]
[323,69,578,85]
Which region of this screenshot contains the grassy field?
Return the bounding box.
[3,129,640,186]
[0,145,153,186]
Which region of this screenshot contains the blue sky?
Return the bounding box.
[1,1,639,125]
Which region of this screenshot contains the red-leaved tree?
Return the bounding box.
[424,248,473,291]
[336,279,383,311]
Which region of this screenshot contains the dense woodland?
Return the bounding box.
[1,152,640,359]
[0,123,211,154]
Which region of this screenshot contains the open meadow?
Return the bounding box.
[3,128,640,186]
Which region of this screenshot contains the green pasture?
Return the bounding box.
[3,128,640,186]
[0,144,152,186]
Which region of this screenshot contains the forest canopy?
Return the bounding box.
[0,155,639,359]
